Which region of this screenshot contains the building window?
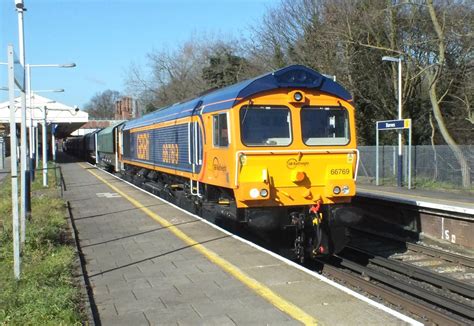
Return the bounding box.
[213,113,229,147]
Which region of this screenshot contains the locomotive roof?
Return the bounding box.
[123,65,352,131]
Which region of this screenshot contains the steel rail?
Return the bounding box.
[336,256,474,321]
[317,261,465,326]
[406,242,474,269]
[346,245,474,298]
[349,228,474,269]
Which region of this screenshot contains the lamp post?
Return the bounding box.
[26,63,75,173]
[27,89,64,181]
[7,44,21,279]
[15,0,30,246]
[382,56,404,187]
[27,88,65,174]
[38,105,80,186]
[30,103,53,188]
[41,105,48,187]
[28,101,55,187]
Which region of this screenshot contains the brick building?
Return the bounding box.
[115,96,135,120]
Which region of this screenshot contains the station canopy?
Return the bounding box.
[0,93,88,138]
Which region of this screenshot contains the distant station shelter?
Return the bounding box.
[0,93,88,138]
[71,120,123,136]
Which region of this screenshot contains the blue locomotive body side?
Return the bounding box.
[125,123,202,174]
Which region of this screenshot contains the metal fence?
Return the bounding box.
[357,145,474,190]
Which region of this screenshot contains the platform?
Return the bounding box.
[357,184,474,216]
[60,157,420,325]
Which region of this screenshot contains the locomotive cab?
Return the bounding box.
[232,88,359,260]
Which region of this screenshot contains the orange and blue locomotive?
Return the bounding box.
[112,65,360,261]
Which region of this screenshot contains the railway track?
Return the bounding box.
[349,229,474,286]
[404,242,474,270]
[314,229,474,325]
[314,260,467,326]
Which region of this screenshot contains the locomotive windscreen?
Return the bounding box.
[301,107,349,145]
[240,106,291,146]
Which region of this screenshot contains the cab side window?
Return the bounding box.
[213,113,229,147]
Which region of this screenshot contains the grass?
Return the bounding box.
[0,165,84,325]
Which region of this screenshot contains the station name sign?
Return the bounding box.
[8,45,25,92]
[377,119,411,130]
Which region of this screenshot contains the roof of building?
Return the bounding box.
[81,120,122,129]
[123,65,352,131]
[0,93,88,138]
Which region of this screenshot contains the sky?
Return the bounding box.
[1,0,273,109]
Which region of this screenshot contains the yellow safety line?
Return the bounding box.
[78,163,317,325]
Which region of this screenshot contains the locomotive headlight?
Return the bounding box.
[250,188,259,199]
[240,154,247,166]
[342,185,350,195]
[333,186,341,195]
[260,189,268,197]
[294,92,303,102]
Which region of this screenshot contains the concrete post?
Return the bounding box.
[42,106,48,187]
[52,125,56,161]
[0,137,4,170]
[8,44,21,279]
[375,125,379,186]
[16,0,30,244]
[95,132,98,164]
[397,59,403,187]
[27,65,34,181]
[35,125,39,168]
[114,127,118,172]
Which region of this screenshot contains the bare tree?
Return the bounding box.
[253,0,472,141]
[126,36,263,112]
[424,0,471,188]
[84,89,121,119]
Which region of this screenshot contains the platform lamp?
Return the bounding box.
[382,56,404,187]
[27,88,64,180]
[26,63,75,173]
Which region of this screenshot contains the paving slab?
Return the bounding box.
[60,158,420,325]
